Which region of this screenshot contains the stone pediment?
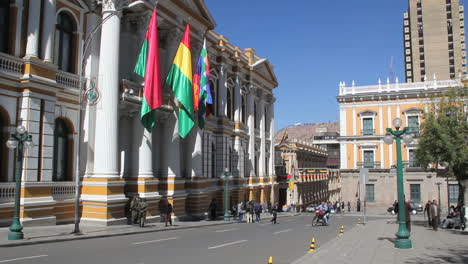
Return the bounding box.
[252,59,278,86]
[172,0,216,29]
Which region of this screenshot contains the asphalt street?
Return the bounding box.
[0,213,362,264]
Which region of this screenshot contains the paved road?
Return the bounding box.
[0,214,362,264]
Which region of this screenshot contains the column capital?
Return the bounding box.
[102,0,130,11]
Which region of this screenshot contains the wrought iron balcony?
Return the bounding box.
[402,160,421,168]
[361,129,375,136]
[357,161,381,169]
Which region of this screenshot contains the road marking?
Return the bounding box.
[208,240,248,249]
[132,237,178,245]
[273,229,292,235]
[0,255,48,263]
[215,228,238,233]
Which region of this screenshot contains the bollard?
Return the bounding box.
[268,256,273,264]
[339,225,344,235]
[307,237,316,253]
[358,218,361,225]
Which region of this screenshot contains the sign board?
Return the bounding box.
[288,179,295,191]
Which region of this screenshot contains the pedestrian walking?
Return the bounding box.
[347,201,351,212]
[130,194,141,225]
[424,200,432,227]
[237,202,245,223]
[138,198,148,227]
[341,201,345,213]
[255,202,262,223]
[208,198,217,221]
[405,200,411,232]
[270,202,278,224]
[430,200,439,231]
[357,198,361,212]
[247,201,255,223]
[165,202,173,227]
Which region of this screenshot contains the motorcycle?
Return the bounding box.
[312,210,328,226]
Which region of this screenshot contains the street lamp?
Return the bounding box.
[72,0,146,234]
[6,125,33,240]
[384,117,413,249]
[223,168,232,221]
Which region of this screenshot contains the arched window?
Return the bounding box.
[53,118,72,181]
[0,111,7,182]
[0,0,9,53]
[55,12,75,72]
[211,143,216,178]
[227,88,232,120]
[241,95,246,124]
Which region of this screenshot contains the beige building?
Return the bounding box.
[275,139,340,210]
[404,0,467,82]
[337,77,462,210]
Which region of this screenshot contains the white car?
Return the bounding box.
[306,205,318,213]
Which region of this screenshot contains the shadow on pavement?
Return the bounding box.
[404,247,468,264]
[377,236,396,244]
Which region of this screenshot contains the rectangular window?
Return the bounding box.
[363,150,374,168]
[449,184,459,203]
[362,118,374,135]
[408,149,420,168]
[410,184,421,203]
[366,184,375,202]
[408,116,419,133]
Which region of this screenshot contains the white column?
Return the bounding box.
[259,95,265,176]
[247,85,256,176]
[269,101,275,177]
[92,3,121,178]
[25,0,41,57]
[165,114,181,178]
[190,127,203,178]
[217,63,227,117]
[135,116,153,178]
[41,0,56,62]
[13,0,24,56]
[233,73,242,177]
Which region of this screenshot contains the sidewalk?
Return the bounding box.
[0,212,297,247]
[293,215,468,264]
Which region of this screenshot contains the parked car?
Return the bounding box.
[387,201,423,215]
[305,204,318,213]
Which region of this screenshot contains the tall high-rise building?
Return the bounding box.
[404,0,467,82]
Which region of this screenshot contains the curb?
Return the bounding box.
[0,213,298,248]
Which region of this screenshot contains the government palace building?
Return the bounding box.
[0,0,278,226]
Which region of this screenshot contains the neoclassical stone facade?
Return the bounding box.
[0,0,278,226]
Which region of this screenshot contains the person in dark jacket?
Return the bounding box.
[270,202,278,224]
[404,200,411,232]
[209,199,217,221]
[165,202,173,227]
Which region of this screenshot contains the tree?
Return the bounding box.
[416,88,468,206]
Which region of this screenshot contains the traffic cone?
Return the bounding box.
[339,225,344,236]
[267,256,273,264]
[308,237,316,253]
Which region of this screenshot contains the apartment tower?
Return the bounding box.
[404,0,467,82]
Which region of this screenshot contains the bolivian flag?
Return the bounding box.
[166,24,194,138]
[134,9,162,132]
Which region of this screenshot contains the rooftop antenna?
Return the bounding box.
[389,56,395,83]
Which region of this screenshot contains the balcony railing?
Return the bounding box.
[402,160,421,168]
[56,70,80,90]
[0,52,24,75]
[357,161,381,169]
[407,126,420,135]
[361,129,375,136]
[0,183,16,202]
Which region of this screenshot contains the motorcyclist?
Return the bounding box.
[316,201,329,225]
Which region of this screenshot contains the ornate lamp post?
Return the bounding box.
[72,0,146,234]
[384,117,414,249]
[223,168,232,221]
[6,125,33,240]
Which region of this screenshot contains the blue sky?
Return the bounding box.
[205,0,409,131]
